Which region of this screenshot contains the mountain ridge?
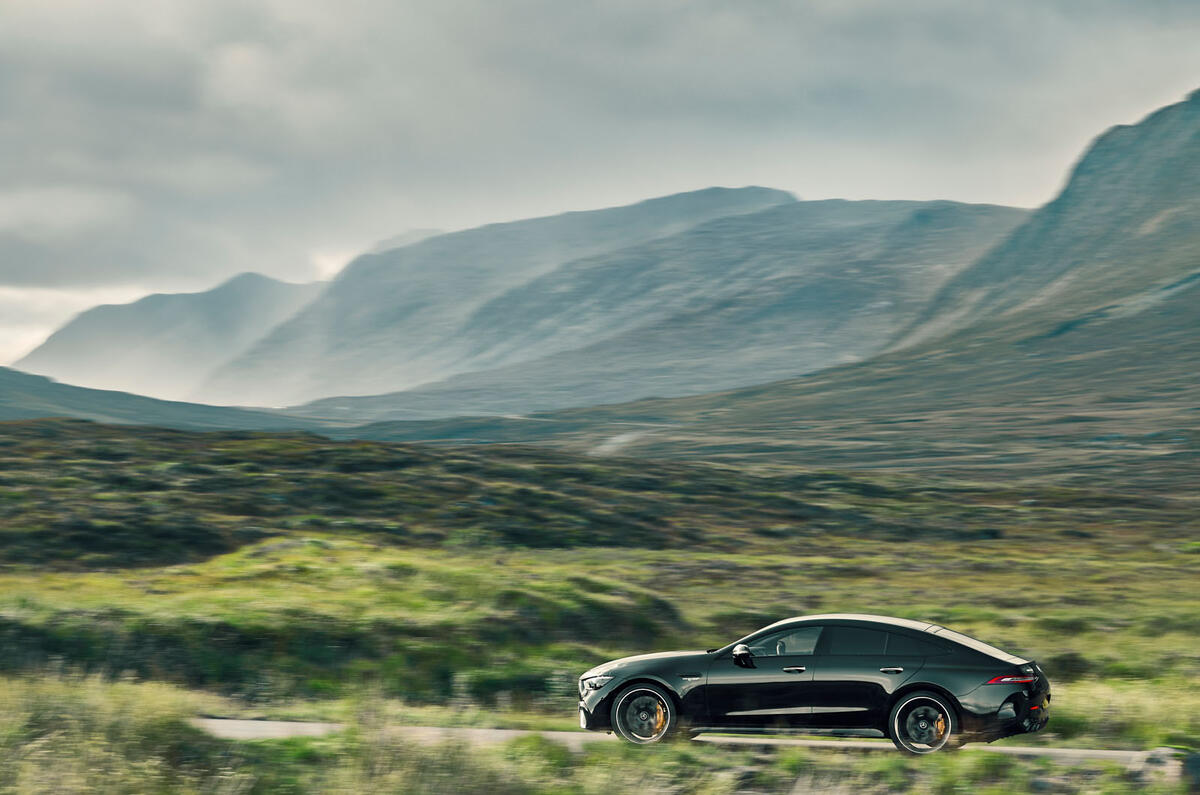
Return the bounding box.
[192,186,797,407]
[896,87,1200,349]
[293,199,1028,421]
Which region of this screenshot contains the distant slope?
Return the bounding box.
[296,200,1027,421]
[342,90,1200,492]
[348,268,1200,492]
[898,87,1200,348]
[16,273,323,401]
[193,187,796,407]
[0,367,320,430]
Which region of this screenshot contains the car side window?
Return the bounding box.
[887,632,946,656]
[747,626,822,657]
[821,626,887,655]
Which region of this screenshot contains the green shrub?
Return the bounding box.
[1043,650,1093,680]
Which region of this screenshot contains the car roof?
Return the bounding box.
[759,613,941,633]
[724,614,1028,663]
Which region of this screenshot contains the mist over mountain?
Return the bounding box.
[295,199,1027,421]
[193,187,795,407]
[16,274,323,401]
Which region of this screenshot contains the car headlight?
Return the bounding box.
[580,675,614,693]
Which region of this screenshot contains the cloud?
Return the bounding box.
[1,0,1198,331]
[0,187,136,242]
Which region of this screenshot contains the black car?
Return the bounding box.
[577,613,1050,753]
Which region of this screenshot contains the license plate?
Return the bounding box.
[579,709,587,729]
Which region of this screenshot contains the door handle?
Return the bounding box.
[879,667,904,674]
[781,666,806,673]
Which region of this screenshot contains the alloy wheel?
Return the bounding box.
[613,688,673,744]
[891,694,955,754]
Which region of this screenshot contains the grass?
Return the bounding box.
[3,527,1197,748]
[2,419,1195,569]
[0,419,1197,790]
[1,672,1189,794]
[0,672,237,793]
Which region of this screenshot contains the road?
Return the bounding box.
[191,719,1182,776]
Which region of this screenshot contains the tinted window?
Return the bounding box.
[887,632,945,656]
[822,626,887,655]
[934,628,1023,661]
[748,626,822,657]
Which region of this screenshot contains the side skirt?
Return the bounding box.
[685,726,886,739]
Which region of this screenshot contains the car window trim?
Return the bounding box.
[715,620,952,658]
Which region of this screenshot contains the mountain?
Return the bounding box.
[898,87,1200,348]
[368,228,443,253]
[16,273,324,401]
[340,90,1200,493]
[192,187,797,407]
[0,367,322,430]
[294,199,1028,421]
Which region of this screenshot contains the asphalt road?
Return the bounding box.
[191,718,1182,775]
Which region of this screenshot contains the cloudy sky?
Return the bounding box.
[3,0,1200,363]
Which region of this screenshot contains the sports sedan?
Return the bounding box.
[577,613,1049,753]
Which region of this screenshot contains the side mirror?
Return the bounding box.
[732,643,755,668]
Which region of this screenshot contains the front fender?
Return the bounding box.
[581,673,704,731]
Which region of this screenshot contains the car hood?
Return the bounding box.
[581,650,709,679]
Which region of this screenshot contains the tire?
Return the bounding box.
[889,691,958,754]
[610,683,677,744]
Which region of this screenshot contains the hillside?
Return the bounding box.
[0,367,321,431]
[16,273,323,401]
[344,90,1200,493]
[295,200,1026,421]
[193,187,796,407]
[1,417,1127,568]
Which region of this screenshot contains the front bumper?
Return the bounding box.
[578,699,611,731]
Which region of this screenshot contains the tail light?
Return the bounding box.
[986,663,1037,685]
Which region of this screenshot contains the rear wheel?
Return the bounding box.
[611,683,676,744]
[889,691,957,754]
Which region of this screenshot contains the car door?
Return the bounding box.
[704,625,823,729]
[808,625,921,728]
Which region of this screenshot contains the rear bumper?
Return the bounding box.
[962,690,1050,742]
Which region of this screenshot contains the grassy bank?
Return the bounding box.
[3,534,1197,749]
[1,673,1189,794]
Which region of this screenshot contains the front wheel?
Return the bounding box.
[610,683,677,744]
[889,691,958,754]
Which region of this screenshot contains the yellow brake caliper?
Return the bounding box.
[935,714,946,740]
[654,702,667,734]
